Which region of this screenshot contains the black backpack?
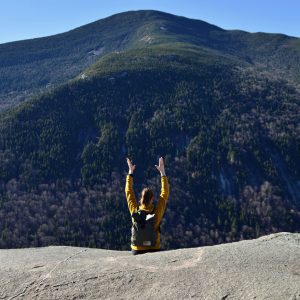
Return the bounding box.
[131,208,157,247]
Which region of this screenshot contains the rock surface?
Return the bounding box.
[0,232,300,300]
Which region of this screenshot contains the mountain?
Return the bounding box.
[1,233,300,299]
[1,10,300,111]
[0,10,299,250]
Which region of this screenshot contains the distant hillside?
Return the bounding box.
[0,11,299,250]
[1,10,300,111]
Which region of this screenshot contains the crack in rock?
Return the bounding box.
[52,281,76,288]
[8,281,36,300]
[7,249,88,299]
[41,248,88,281]
[31,265,45,269]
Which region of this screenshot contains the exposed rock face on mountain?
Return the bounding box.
[1,232,299,299]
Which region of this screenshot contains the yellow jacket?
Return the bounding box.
[125,174,169,250]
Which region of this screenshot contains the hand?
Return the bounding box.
[126,158,136,174]
[155,157,166,176]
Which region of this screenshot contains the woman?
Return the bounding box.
[125,157,169,255]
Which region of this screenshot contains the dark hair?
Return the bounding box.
[140,188,154,206]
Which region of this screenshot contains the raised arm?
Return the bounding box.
[154,157,169,228]
[125,158,139,214]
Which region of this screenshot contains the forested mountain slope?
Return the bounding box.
[0,11,299,249]
[1,10,300,111]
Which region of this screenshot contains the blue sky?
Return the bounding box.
[1,0,299,44]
